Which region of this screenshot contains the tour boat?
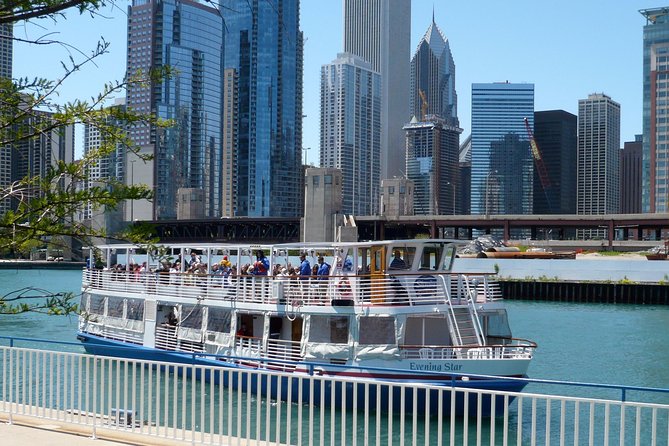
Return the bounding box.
[77,239,536,415]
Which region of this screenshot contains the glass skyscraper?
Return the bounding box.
[641,8,669,213]
[0,24,12,79]
[410,17,457,127]
[320,53,381,216]
[470,82,534,217]
[126,0,223,220]
[222,0,303,217]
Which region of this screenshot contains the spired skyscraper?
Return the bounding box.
[410,16,458,127]
[641,8,669,213]
[470,82,534,217]
[320,53,381,216]
[406,18,461,215]
[343,0,410,181]
[126,0,223,220]
[222,0,304,218]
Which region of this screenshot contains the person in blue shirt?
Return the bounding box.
[298,252,311,280]
[317,256,330,279]
[252,250,269,275]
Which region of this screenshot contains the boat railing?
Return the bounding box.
[265,338,302,363]
[82,269,501,308]
[401,339,536,360]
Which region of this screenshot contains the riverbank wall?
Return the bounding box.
[0,261,85,270]
[499,280,669,305]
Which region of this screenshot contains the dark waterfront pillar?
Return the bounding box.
[454,226,460,239]
[531,227,537,240]
[467,228,473,239]
[503,220,510,242]
[430,220,437,238]
[608,220,615,248]
[656,228,662,240]
[622,227,629,240]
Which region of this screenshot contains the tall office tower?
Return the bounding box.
[126,0,223,220]
[83,99,127,233]
[320,53,381,216]
[620,135,643,214]
[410,17,457,127]
[221,69,238,217]
[458,135,471,215]
[577,93,621,239]
[9,111,75,210]
[533,110,577,215]
[641,8,669,213]
[470,83,534,217]
[404,116,461,215]
[343,0,410,181]
[0,23,12,79]
[222,0,303,218]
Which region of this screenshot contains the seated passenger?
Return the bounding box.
[389,250,407,270]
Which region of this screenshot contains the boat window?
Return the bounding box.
[404,316,450,345]
[309,316,349,344]
[180,305,204,329]
[419,244,444,271]
[107,296,124,318]
[89,295,106,315]
[480,310,512,339]
[442,245,456,271]
[126,298,144,321]
[207,308,232,333]
[359,317,395,345]
[388,246,415,270]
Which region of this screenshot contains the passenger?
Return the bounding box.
[188,251,201,268]
[312,265,319,276]
[252,250,269,275]
[343,257,353,272]
[237,323,250,337]
[299,253,311,280]
[317,256,330,280]
[389,250,407,270]
[166,307,178,327]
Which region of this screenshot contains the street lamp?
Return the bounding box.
[485,170,498,219]
[130,159,136,222]
[445,181,456,215]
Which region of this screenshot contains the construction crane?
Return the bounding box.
[523,117,551,190]
[419,89,428,121]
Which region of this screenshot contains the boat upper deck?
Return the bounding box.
[83,239,502,310]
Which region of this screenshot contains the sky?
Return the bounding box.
[12,0,669,163]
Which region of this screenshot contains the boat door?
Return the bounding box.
[370,246,386,304]
[291,318,303,361]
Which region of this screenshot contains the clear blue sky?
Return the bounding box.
[13,0,666,162]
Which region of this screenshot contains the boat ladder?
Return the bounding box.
[445,277,485,347]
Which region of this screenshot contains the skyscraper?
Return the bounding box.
[126,0,223,220]
[0,24,12,79]
[222,0,303,218]
[343,0,410,181]
[410,17,457,127]
[470,82,534,217]
[404,117,461,215]
[577,93,620,238]
[641,7,669,213]
[320,53,381,216]
[620,135,643,214]
[533,110,577,215]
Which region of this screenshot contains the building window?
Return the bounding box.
[324,174,332,185]
[313,176,320,186]
[388,186,395,195]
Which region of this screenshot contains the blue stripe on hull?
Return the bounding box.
[77,332,526,416]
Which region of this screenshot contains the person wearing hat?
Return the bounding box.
[298,252,311,280]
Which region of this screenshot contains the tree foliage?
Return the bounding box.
[1,0,173,314]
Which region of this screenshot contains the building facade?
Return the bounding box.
[380,177,414,217]
[620,135,643,214]
[533,110,577,215]
[470,82,534,217]
[577,93,621,238]
[82,99,127,231]
[303,167,342,243]
[404,116,461,215]
[126,0,223,220]
[641,8,669,213]
[343,0,410,181]
[0,23,12,79]
[410,17,457,127]
[320,53,381,216]
[222,0,303,218]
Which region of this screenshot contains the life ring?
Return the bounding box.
[414,275,438,299]
[337,277,353,299]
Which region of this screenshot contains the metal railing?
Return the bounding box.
[1,341,669,445]
[82,269,500,308]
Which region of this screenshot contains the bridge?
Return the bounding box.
[148,213,669,247]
